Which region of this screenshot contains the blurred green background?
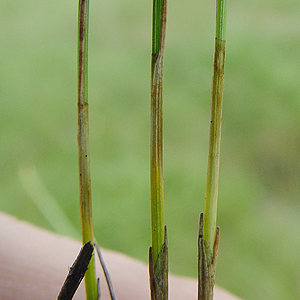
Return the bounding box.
[1,0,300,299]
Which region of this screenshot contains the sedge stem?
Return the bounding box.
[152,0,163,54]
[150,0,167,265]
[78,0,98,299]
[203,0,227,262]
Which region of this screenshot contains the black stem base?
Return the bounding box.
[149,226,168,300]
[198,213,220,300]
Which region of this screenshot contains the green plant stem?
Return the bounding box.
[152,0,163,54]
[203,0,227,262]
[216,0,227,40]
[78,0,98,299]
[150,0,167,266]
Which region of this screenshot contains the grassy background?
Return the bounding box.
[1,0,300,299]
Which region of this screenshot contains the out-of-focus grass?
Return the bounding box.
[1,0,300,299]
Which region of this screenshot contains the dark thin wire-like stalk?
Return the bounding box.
[78,0,98,299]
[94,240,117,300]
[203,0,227,262]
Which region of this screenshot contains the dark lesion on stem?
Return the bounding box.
[149,226,168,300]
[198,213,220,300]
